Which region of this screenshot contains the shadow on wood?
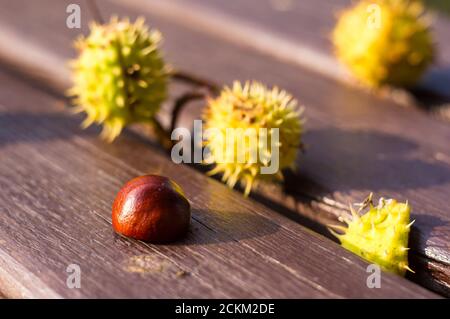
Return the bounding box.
[300,127,450,192]
[0,111,97,146]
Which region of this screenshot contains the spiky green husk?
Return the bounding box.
[333,0,434,88]
[69,17,168,142]
[203,81,304,196]
[330,194,414,276]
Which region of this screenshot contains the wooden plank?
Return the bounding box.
[0,0,447,295]
[178,0,450,64]
[0,67,437,298]
[123,0,450,124]
[170,0,450,102]
[99,0,450,295]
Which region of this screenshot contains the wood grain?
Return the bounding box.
[0,67,436,298]
[99,0,450,293]
[0,0,448,295]
[170,0,450,102]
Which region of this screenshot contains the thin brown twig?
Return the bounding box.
[170,91,206,132]
[84,1,219,150]
[171,70,220,94]
[150,118,174,151]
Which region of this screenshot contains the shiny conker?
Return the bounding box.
[112,175,191,243]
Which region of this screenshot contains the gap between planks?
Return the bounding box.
[0,0,448,296]
[114,0,450,109]
[0,67,437,298]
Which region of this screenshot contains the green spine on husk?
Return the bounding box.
[69,17,168,142]
[329,194,414,276]
[332,0,434,88]
[203,81,304,196]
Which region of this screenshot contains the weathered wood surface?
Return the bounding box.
[1,67,437,298]
[102,0,450,295]
[0,0,448,296]
[170,0,450,103]
[180,0,450,65]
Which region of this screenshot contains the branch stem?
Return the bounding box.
[171,70,220,94]
[170,92,206,132]
[150,118,174,150]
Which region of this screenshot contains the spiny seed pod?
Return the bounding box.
[112,175,191,243]
[332,0,434,88]
[69,17,168,142]
[203,81,304,196]
[329,194,414,276]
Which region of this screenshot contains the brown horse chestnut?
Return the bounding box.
[112,175,191,243]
